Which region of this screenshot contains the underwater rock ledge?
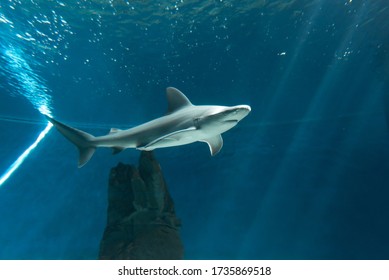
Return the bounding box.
[99,151,183,260]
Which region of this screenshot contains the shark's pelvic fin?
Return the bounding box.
[201,135,223,156]
[46,116,96,168]
[166,87,193,114]
[112,146,125,154]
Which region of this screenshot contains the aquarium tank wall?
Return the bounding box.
[0,0,388,259]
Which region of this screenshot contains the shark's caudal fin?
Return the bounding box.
[46,116,96,168]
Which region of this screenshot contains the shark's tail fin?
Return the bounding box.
[46,116,96,168]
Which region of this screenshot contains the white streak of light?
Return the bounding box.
[0,122,53,187]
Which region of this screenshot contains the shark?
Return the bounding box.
[47,87,251,167]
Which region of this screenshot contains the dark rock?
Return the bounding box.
[99,151,183,260]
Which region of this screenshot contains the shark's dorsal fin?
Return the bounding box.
[200,135,223,156]
[109,128,122,135]
[166,87,193,114]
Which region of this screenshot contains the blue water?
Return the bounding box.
[1,0,389,259]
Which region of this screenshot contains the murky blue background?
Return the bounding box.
[1,0,388,259]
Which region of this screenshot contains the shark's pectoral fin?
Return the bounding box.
[112,146,125,154]
[201,135,223,156]
[137,127,197,150]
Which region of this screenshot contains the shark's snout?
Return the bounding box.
[231,105,251,121]
[235,105,251,113]
[241,105,251,112]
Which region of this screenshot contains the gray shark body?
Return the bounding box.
[47,87,251,167]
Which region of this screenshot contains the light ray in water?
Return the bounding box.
[0,122,53,187]
[0,45,53,187]
[0,12,54,187]
[2,46,53,116]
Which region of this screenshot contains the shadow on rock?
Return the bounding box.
[99,151,183,260]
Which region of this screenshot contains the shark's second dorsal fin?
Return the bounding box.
[166,87,193,114]
[109,128,122,134]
